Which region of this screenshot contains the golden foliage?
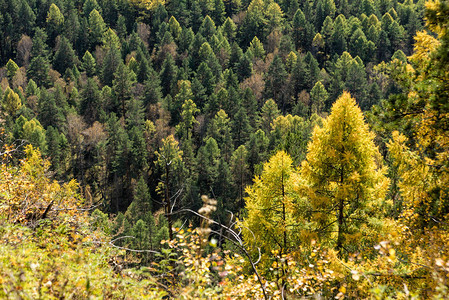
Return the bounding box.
[0,145,166,298]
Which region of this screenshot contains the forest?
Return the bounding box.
[0,0,448,297]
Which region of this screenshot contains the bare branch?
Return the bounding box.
[171,208,268,300]
[109,236,160,254]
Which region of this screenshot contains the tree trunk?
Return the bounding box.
[165,164,173,241]
[337,197,344,254]
[337,165,344,255]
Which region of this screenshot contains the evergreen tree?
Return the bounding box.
[240,0,267,46]
[232,106,252,146]
[160,54,178,97]
[258,99,280,133]
[132,219,150,251]
[349,28,372,62]
[292,8,314,51]
[304,52,320,91]
[83,0,101,17]
[89,9,107,47]
[221,17,237,42]
[28,56,51,88]
[38,89,65,129]
[53,37,77,74]
[128,124,149,178]
[18,0,36,36]
[199,15,217,40]
[168,16,182,43]
[315,0,336,29]
[142,68,163,108]
[230,145,250,210]
[196,62,217,95]
[197,137,221,195]
[264,55,288,112]
[207,109,233,161]
[213,0,226,25]
[46,3,64,44]
[247,36,265,60]
[102,46,122,86]
[331,15,347,55]
[310,81,328,114]
[116,15,127,40]
[63,8,80,45]
[266,2,284,32]
[112,62,136,117]
[82,51,97,76]
[106,113,132,212]
[80,78,103,124]
[103,28,121,50]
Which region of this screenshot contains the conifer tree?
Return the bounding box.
[155,135,184,241]
[22,118,47,153]
[160,54,178,97]
[89,9,107,46]
[247,129,269,174]
[243,151,299,268]
[82,51,97,77]
[107,113,132,212]
[207,109,233,161]
[232,106,252,146]
[46,3,64,44]
[258,99,280,133]
[197,137,221,195]
[270,114,313,163]
[80,78,102,124]
[292,9,312,50]
[112,62,136,117]
[171,80,194,125]
[142,68,163,107]
[28,55,51,88]
[241,0,267,46]
[18,0,36,36]
[102,46,122,86]
[266,2,284,32]
[53,37,77,74]
[264,55,288,112]
[175,99,199,141]
[331,14,347,55]
[310,81,328,114]
[231,145,250,210]
[83,0,101,17]
[315,0,336,29]
[2,87,21,118]
[248,36,265,60]
[387,4,449,231]
[300,92,389,254]
[221,17,237,42]
[213,0,226,25]
[6,59,19,80]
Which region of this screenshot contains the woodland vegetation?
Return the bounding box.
[0,0,449,297]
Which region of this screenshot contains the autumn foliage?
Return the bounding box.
[1,0,449,297]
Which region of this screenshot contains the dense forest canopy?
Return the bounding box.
[0,0,448,297]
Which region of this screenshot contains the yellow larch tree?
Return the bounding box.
[300,92,389,254]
